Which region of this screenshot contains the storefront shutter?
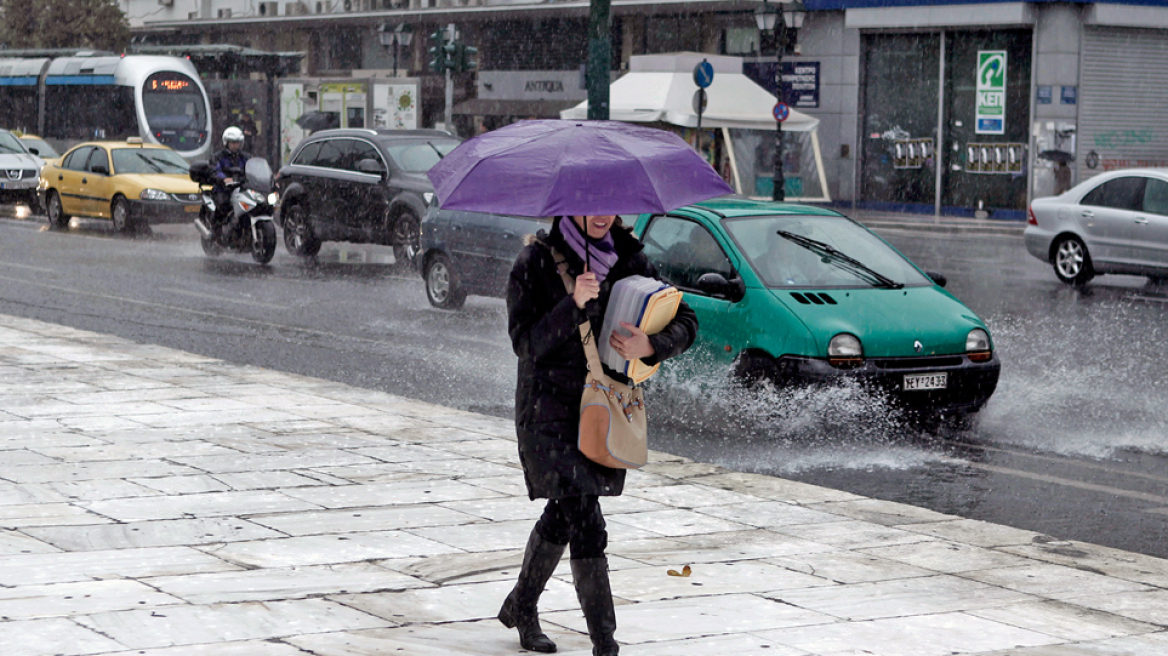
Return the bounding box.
[1078,27,1168,182]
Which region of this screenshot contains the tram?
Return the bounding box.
[0,54,212,161]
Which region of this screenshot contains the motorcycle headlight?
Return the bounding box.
[139,188,169,201]
[423,192,434,206]
[828,333,863,368]
[267,192,279,205]
[966,328,992,362]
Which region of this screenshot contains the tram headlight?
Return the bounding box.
[139,188,168,201]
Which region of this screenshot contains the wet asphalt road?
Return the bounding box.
[3,210,1168,559]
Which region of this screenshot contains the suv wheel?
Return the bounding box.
[282,202,322,257]
[392,210,420,267]
[425,253,466,309]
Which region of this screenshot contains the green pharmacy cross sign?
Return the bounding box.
[976,51,1007,135]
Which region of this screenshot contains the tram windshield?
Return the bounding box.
[142,72,208,152]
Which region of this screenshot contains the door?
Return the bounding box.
[1133,177,1168,268]
[82,147,114,219]
[639,215,739,369]
[54,146,92,216]
[341,139,390,239]
[1078,175,1145,264]
[305,138,350,229]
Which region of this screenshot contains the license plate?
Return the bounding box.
[904,373,947,391]
[184,205,201,212]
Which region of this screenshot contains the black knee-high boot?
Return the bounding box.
[498,527,567,653]
[570,557,619,656]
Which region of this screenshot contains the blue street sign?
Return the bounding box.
[773,102,790,122]
[693,60,714,89]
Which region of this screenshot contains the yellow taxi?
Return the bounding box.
[42,138,202,233]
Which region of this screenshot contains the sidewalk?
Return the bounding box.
[2,312,1167,656]
[845,209,1027,237]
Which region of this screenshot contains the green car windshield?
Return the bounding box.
[723,214,933,289]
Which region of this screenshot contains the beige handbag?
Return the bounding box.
[546,243,648,469]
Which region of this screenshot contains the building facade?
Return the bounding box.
[128,0,1168,217]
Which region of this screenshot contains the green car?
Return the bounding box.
[632,198,1000,414]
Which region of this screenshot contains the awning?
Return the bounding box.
[452,98,580,118]
[561,69,819,132]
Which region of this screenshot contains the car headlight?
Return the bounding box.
[267,192,279,205]
[966,328,992,362]
[139,188,169,201]
[828,333,863,368]
[423,192,434,205]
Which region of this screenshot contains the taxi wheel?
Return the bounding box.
[46,190,69,230]
[111,196,139,235]
[732,352,781,388]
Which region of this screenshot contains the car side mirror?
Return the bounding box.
[356,158,386,176]
[926,271,947,287]
[91,165,109,176]
[696,272,746,302]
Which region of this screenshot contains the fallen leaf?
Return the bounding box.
[667,565,692,577]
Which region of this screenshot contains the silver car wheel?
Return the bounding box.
[1056,239,1084,278]
[427,260,451,303]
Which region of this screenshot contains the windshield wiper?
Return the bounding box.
[426,141,446,160]
[135,153,167,173]
[776,230,904,289]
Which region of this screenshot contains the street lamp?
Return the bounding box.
[755,0,805,201]
[379,23,414,78]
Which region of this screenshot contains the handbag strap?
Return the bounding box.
[541,241,606,378]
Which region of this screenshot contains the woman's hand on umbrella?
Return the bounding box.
[574,266,600,309]
[610,322,655,361]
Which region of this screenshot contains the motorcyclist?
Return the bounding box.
[211,126,250,241]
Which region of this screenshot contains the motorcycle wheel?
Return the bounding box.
[201,236,223,256]
[252,221,277,264]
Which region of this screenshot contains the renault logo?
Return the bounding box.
[914,340,923,353]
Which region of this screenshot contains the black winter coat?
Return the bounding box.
[507,218,699,500]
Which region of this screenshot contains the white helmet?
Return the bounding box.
[222,126,245,145]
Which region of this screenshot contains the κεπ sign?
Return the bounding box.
[976,51,1006,135]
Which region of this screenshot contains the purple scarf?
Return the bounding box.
[558,217,619,282]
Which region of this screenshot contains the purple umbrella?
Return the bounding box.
[427,119,734,217]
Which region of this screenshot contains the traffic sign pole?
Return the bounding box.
[692,60,713,159]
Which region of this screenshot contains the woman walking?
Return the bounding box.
[501,214,698,655]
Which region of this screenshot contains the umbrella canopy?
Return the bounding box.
[426,119,734,217]
[1038,150,1074,164]
[295,111,340,133]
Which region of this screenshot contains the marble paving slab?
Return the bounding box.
[74,599,391,650]
[0,546,241,586]
[24,517,284,551]
[83,490,322,521]
[146,561,430,604]
[0,617,126,656]
[544,592,835,643]
[765,574,1036,621]
[753,610,1063,656]
[329,578,578,624]
[246,503,482,536]
[0,579,183,620]
[201,530,465,568]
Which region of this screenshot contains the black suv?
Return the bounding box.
[274,129,461,262]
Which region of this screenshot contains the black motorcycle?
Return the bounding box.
[189,159,278,264]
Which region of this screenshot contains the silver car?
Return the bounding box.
[0,129,45,209]
[1024,168,1168,285]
